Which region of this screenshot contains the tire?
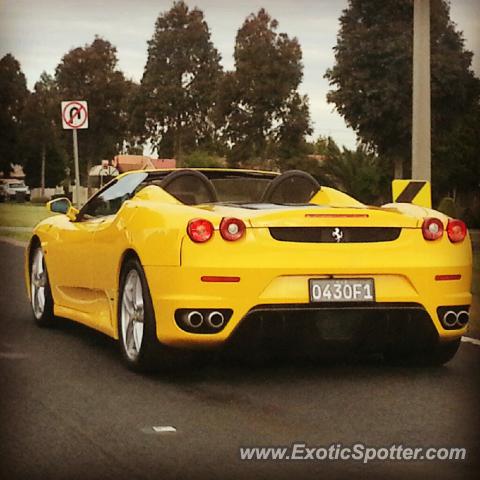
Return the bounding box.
[30,246,56,327]
[118,257,181,372]
[385,339,461,366]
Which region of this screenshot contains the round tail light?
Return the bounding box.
[187,219,214,243]
[220,217,246,241]
[447,219,467,243]
[422,217,444,241]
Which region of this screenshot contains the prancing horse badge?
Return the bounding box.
[332,228,344,243]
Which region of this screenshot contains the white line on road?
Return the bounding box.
[152,426,177,433]
[462,336,480,347]
[141,425,177,434]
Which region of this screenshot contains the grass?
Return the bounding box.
[0,229,32,243]
[0,203,56,243]
[0,203,55,228]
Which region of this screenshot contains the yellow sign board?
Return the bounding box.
[392,180,431,208]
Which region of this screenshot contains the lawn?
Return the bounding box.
[0,202,54,227]
[0,203,55,242]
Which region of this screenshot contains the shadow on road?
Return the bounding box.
[48,315,455,386]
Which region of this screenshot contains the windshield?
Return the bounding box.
[106,169,319,207]
[79,172,148,219]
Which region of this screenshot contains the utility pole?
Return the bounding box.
[412,0,431,182]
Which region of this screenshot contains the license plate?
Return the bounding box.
[309,278,375,303]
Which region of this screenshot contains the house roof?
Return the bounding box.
[0,164,26,179]
[112,155,176,173]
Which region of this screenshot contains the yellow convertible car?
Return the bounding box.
[25,169,472,371]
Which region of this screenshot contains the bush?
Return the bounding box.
[183,151,225,168]
[437,197,457,218]
[462,206,480,229]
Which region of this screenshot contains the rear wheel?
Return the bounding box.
[385,339,461,366]
[118,257,182,372]
[30,246,55,327]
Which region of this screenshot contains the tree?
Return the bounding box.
[55,37,133,182]
[313,135,342,159]
[433,95,480,201]
[219,9,311,167]
[134,1,222,164]
[22,73,67,190]
[276,92,312,164]
[325,0,480,193]
[0,54,28,176]
[319,145,390,204]
[183,150,224,168]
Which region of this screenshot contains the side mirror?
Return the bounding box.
[46,197,79,221]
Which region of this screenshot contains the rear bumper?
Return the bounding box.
[144,266,471,350]
[144,226,472,349]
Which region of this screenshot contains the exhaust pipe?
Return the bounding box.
[443,311,458,328]
[457,310,469,326]
[206,311,225,329]
[186,311,203,329]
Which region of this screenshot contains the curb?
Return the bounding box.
[0,236,28,248]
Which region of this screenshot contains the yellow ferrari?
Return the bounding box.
[25,169,472,370]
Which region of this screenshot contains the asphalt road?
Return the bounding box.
[0,241,479,480]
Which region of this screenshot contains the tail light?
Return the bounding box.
[447,219,467,243]
[220,217,246,241]
[422,217,444,241]
[187,219,214,243]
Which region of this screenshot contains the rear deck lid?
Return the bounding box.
[206,204,420,229]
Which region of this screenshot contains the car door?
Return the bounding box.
[45,215,100,311]
[78,173,147,332]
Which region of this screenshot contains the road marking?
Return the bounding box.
[152,426,177,433]
[461,336,480,347]
[141,425,177,434]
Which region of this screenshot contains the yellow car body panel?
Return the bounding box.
[25,168,472,354]
[144,226,471,348]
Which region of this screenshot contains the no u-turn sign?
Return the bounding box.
[61,100,88,207]
[61,100,88,129]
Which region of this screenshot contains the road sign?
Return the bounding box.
[61,100,88,207]
[61,100,88,129]
[392,179,431,208]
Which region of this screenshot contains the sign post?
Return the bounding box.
[61,100,89,206]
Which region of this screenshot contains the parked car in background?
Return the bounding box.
[0,179,30,201]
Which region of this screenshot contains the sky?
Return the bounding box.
[0,0,479,150]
